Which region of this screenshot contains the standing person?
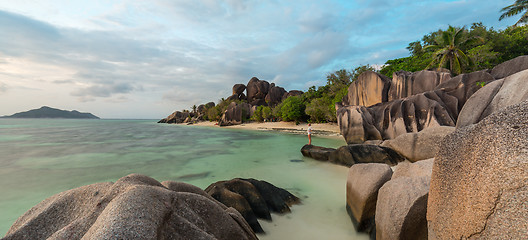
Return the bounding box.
[307,123,313,145]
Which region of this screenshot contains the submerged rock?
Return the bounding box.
[205,178,300,233]
[3,174,257,240]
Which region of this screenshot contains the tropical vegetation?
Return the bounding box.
[200,18,528,124]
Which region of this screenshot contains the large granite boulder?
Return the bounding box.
[337,90,457,144]
[3,174,257,240]
[490,55,528,79]
[158,110,191,123]
[265,84,287,107]
[388,70,451,101]
[457,69,528,128]
[380,126,455,162]
[233,84,246,96]
[427,100,528,239]
[205,178,300,233]
[375,159,433,240]
[435,70,496,112]
[346,163,392,236]
[328,144,405,167]
[246,77,270,105]
[219,102,251,126]
[348,71,392,107]
[300,144,336,161]
[337,105,381,144]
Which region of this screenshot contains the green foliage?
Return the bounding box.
[499,0,528,26]
[276,96,306,122]
[424,26,482,74]
[380,23,528,76]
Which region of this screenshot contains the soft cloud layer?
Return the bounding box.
[0,0,517,118]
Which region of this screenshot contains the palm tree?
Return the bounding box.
[424,26,481,75]
[499,0,528,26]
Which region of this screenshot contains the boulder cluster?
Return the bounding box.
[3,174,300,239]
[158,77,303,126]
[158,102,215,124]
[303,55,528,239]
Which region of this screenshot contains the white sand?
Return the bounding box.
[188,121,342,139]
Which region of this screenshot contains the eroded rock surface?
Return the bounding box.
[205,178,300,233]
[346,163,392,236]
[428,100,528,239]
[457,69,528,128]
[3,174,257,240]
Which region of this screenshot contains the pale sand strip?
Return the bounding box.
[186,121,343,139]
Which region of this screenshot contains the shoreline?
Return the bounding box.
[183,121,344,140]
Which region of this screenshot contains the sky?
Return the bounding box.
[0,0,518,119]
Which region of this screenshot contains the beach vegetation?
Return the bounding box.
[379,23,528,76]
[500,0,528,26]
[275,96,306,122]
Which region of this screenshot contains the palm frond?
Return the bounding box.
[515,11,528,25]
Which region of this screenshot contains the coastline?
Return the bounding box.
[185,121,343,140]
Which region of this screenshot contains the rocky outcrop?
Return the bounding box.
[348,71,392,107]
[388,70,451,101]
[328,144,405,167]
[346,163,392,236]
[219,102,251,126]
[457,69,528,128]
[428,100,528,239]
[197,102,215,114]
[265,84,287,107]
[158,110,191,123]
[490,55,528,79]
[233,84,247,96]
[205,178,300,233]
[246,77,270,105]
[300,144,336,161]
[337,70,496,143]
[338,90,457,144]
[375,159,433,240]
[380,126,455,162]
[3,174,257,240]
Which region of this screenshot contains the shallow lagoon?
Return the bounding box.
[0,119,367,239]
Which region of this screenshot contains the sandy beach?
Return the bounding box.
[188,121,343,139]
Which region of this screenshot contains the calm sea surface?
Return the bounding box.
[0,119,367,239]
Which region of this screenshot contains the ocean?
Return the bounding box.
[0,119,368,239]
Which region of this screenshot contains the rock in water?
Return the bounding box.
[346,163,392,236]
[428,100,528,239]
[205,178,300,233]
[3,174,257,240]
[300,144,336,161]
[375,159,434,240]
[328,144,405,167]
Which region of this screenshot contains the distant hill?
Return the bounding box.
[1,106,100,119]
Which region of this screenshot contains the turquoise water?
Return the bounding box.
[0,119,367,239]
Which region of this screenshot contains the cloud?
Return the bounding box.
[0,82,7,93]
[0,1,517,118]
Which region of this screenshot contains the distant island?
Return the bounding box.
[1,106,100,119]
